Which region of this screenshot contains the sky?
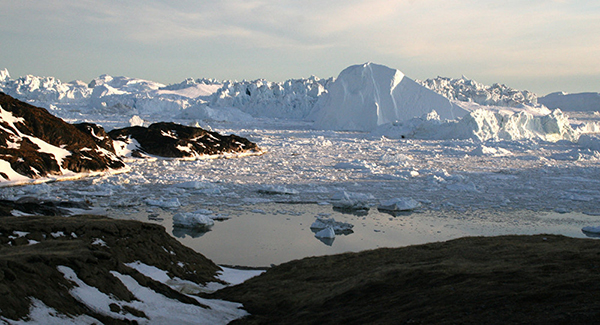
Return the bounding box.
[1,0,599,95]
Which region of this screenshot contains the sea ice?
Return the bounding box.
[314,226,336,239]
[172,212,215,229]
[378,197,421,212]
[310,216,354,234]
[144,198,181,208]
[257,185,299,195]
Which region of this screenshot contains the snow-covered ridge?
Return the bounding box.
[417,76,539,108]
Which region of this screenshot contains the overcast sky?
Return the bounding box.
[1,0,598,95]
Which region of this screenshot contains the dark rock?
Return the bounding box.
[0,92,125,181]
[108,122,261,158]
[0,198,90,216]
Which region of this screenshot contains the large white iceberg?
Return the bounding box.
[310,62,468,131]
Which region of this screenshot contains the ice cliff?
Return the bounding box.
[418,76,539,108]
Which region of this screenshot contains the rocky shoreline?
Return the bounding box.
[2,199,600,324]
[0,92,262,185]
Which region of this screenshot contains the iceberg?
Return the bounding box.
[310,62,467,131]
[378,197,421,212]
[172,212,215,229]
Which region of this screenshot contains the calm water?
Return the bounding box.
[111,202,599,267]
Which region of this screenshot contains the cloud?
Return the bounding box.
[1,0,599,91]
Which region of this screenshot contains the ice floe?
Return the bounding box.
[378,197,421,212]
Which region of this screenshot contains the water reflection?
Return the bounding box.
[315,236,335,246]
[172,226,211,239]
[377,209,417,217]
[333,207,369,216]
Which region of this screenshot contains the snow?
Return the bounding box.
[217,267,265,286]
[55,265,247,324]
[310,62,468,131]
[91,238,108,247]
[1,298,100,325]
[124,261,264,295]
[124,261,171,283]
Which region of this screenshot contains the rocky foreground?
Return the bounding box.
[2,201,600,324]
[0,213,227,323]
[215,234,600,324]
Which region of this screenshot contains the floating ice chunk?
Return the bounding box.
[378,197,421,212]
[129,115,144,127]
[310,217,354,234]
[330,191,371,210]
[173,181,215,189]
[331,191,375,201]
[257,185,299,195]
[172,212,215,228]
[470,145,512,157]
[331,199,370,210]
[314,226,335,239]
[582,226,600,234]
[446,181,478,192]
[189,209,231,220]
[144,198,181,208]
[242,197,273,204]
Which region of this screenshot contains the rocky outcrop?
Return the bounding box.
[0,92,125,183]
[0,214,224,323]
[215,235,600,324]
[108,122,262,158]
